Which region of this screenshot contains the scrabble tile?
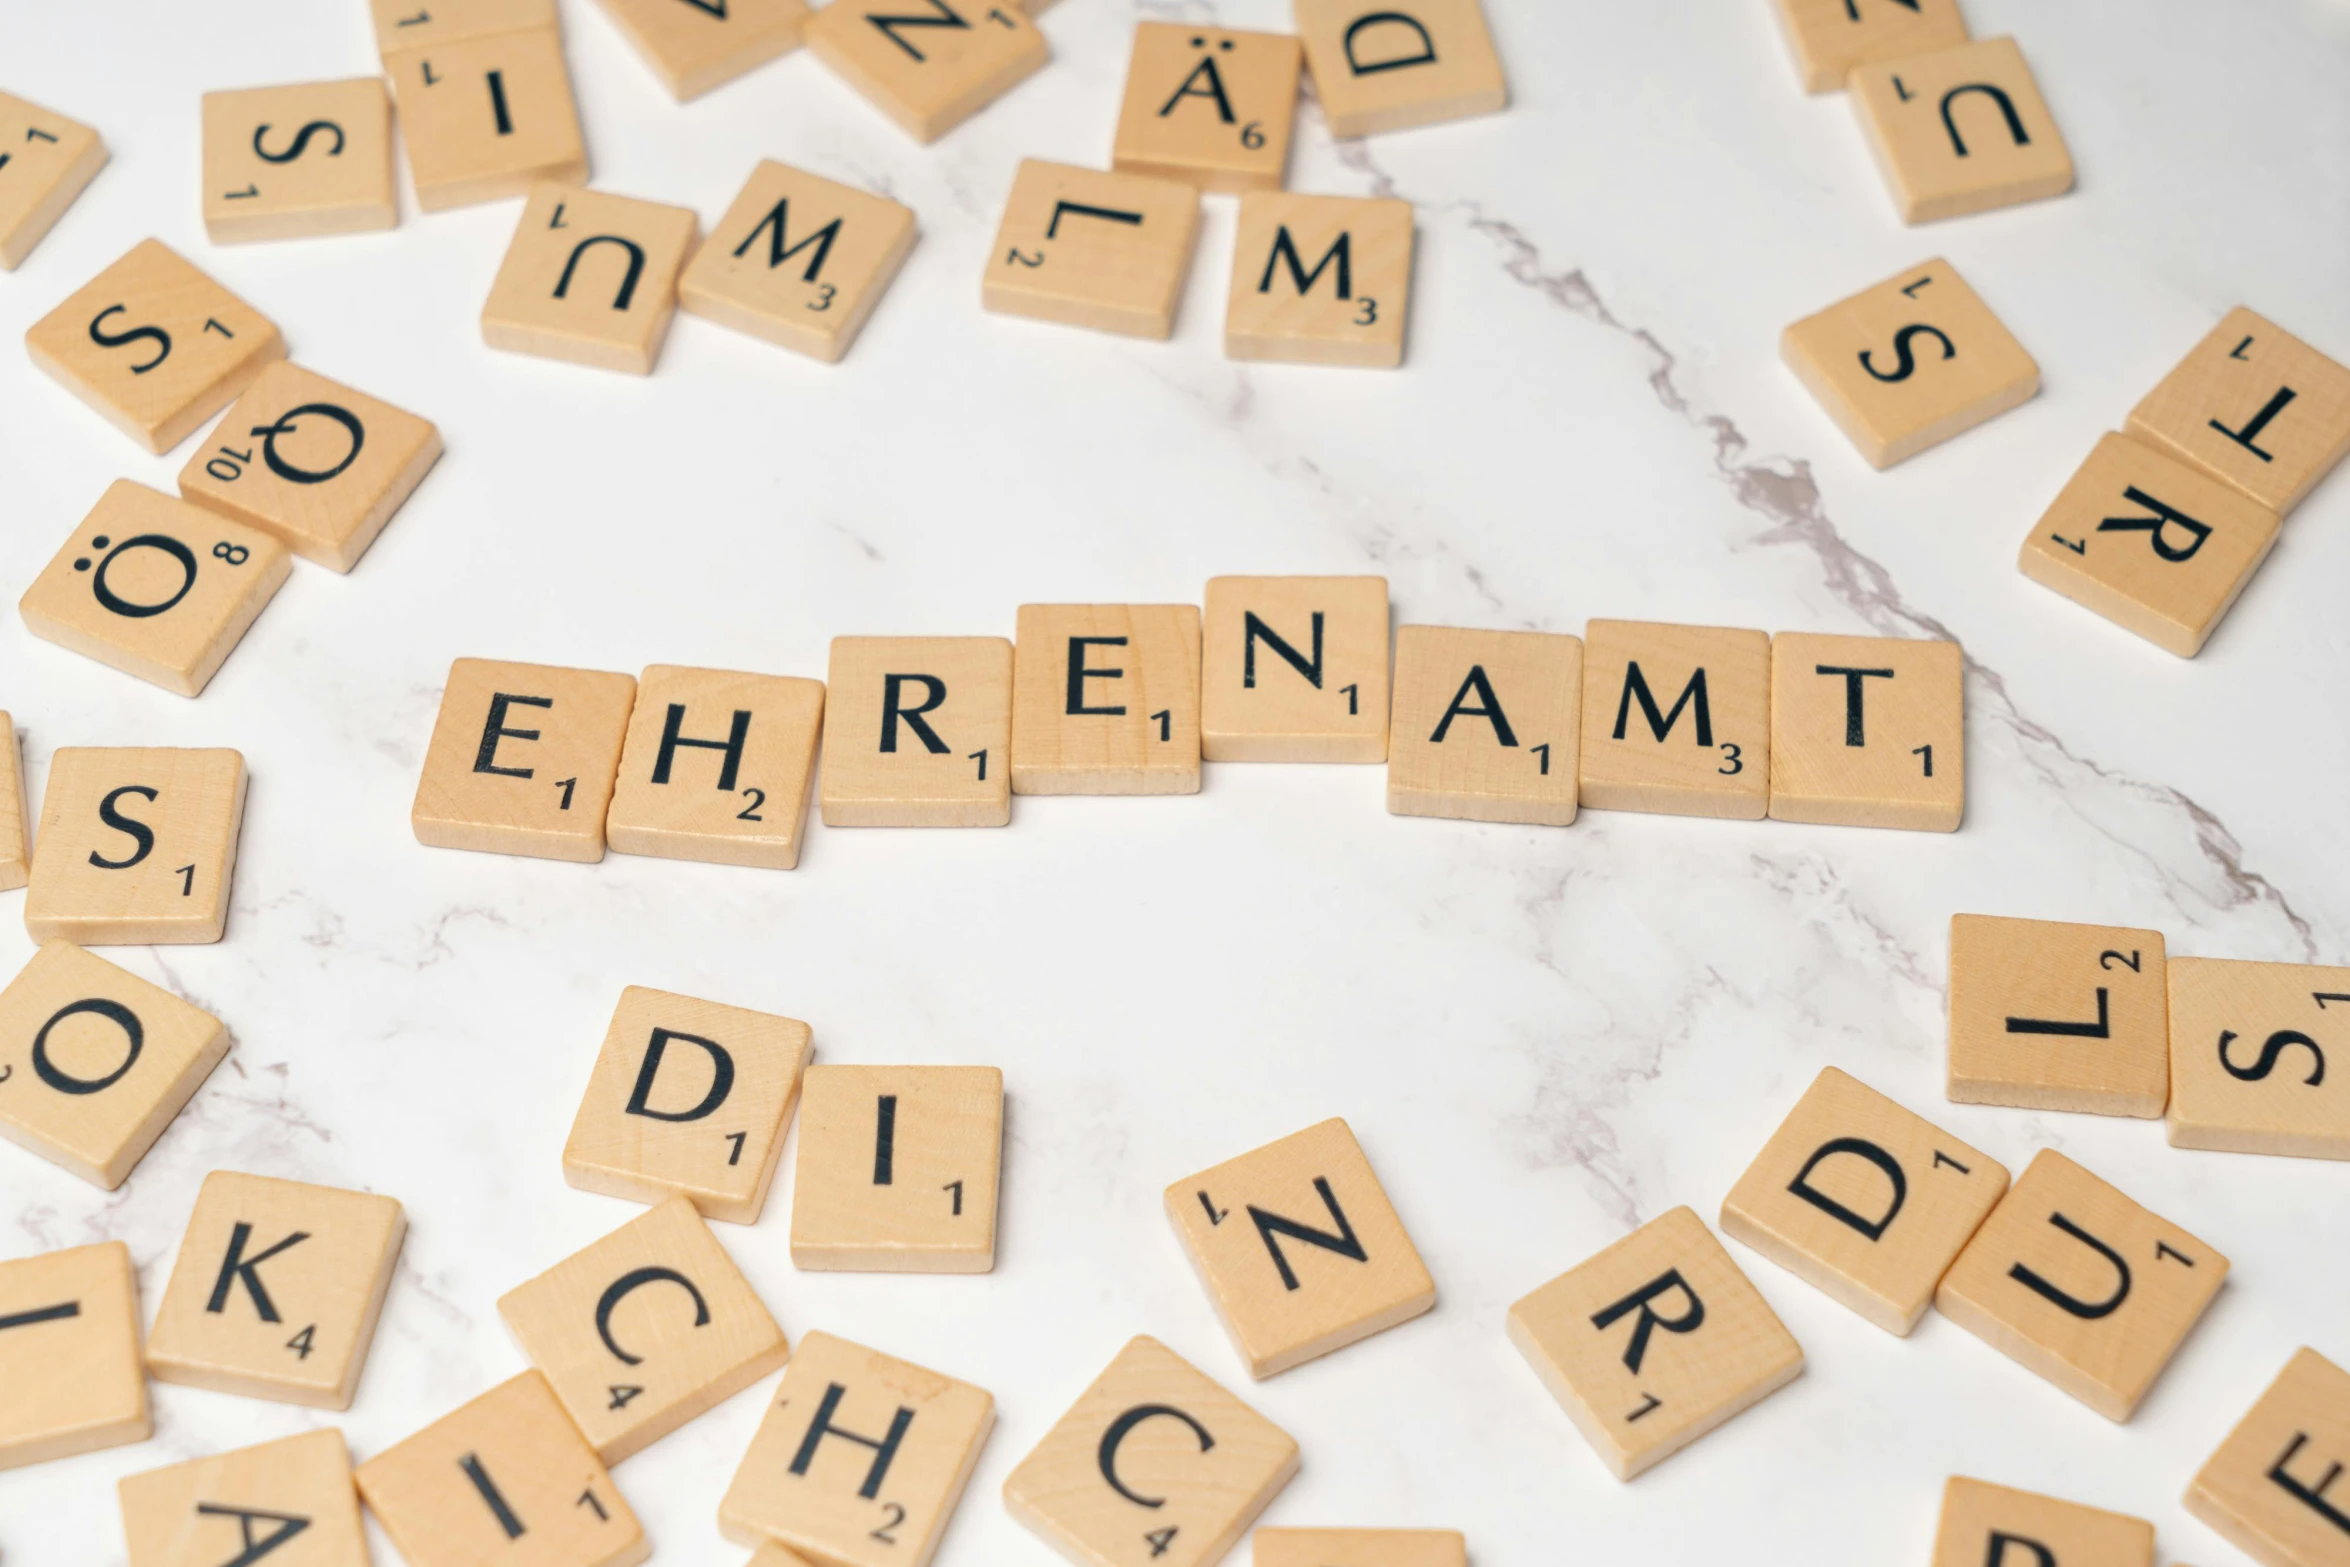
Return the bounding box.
[1166,1118,1434,1379]
[1850,38,2073,223]
[751,1547,819,1567]
[982,161,1201,341]
[483,184,699,375]
[0,942,230,1189]
[21,482,290,698]
[1112,24,1300,193]
[1577,620,1769,820]
[411,658,638,862]
[0,90,108,270]
[1720,1066,2008,1335]
[201,78,396,244]
[120,1428,367,1567]
[564,987,813,1224]
[1293,0,1508,137]
[721,1331,994,1566]
[1768,632,1963,831]
[0,1241,149,1469]
[24,240,285,453]
[369,0,559,56]
[2127,306,2350,518]
[2167,958,2350,1161]
[0,713,26,893]
[387,28,588,213]
[2187,1346,2350,1567]
[176,360,443,573]
[1507,1206,1802,1481]
[594,0,808,100]
[145,1170,405,1410]
[1946,914,2169,1117]
[1200,576,1390,763]
[1010,603,1202,795]
[1225,194,1412,368]
[500,1194,789,1463]
[25,748,249,946]
[1780,259,2038,469]
[804,0,1048,144]
[678,159,917,364]
[818,637,1012,828]
[790,1065,1002,1273]
[356,1370,647,1567]
[1003,1335,1298,1567]
[1930,1477,2154,1567]
[1254,1530,1466,1567]
[605,665,824,870]
[1385,624,1581,826]
[1935,1149,2226,1421]
[1767,0,1967,94]
[2018,432,2282,659]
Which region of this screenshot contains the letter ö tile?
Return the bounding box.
[483,184,700,375]
[1929,1477,2154,1567]
[0,1241,150,1470]
[790,1064,1003,1273]
[1112,23,1301,193]
[119,1427,368,1567]
[1293,0,1508,137]
[2187,1346,2350,1567]
[25,747,249,945]
[2166,957,2350,1161]
[679,159,917,364]
[411,657,639,862]
[0,89,109,271]
[200,78,397,244]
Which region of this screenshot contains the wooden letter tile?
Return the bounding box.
[1507,1206,1802,1480]
[25,239,285,453]
[2127,306,2350,518]
[1254,1530,1466,1567]
[804,0,1048,145]
[605,665,824,870]
[411,657,638,862]
[751,1547,819,1567]
[1768,632,1963,831]
[1946,914,2169,1117]
[1721,1066,2007,1335]
[0,712,27,892]
[0,1241,149,1469]
[1010,604,1202,795]
[146,1170,405,1409]
[678,159,916,364]
[201,79,395,244]
[387,28,588,212]
[483,184,698,375]
[1930,1477,2153,1567]
[2019,432,2282,658]
[1577,620,1769,820]
[1768,0,1966,94]
[0,942,230,1189]
[1112,24,1300,193]
[0,90,108,270]
[2187,1346,2350,1567]
[1225,194,1412,368]
[983,161,1201,341]
[594,0,808,100]
[1293,0,1508,137]
[500,1194,788,1463]
[121,1428,367,1567]
[818,637,1012,827]
[1200,576,1390,763]
[1781,259,2037,469]
[176,360,443,572]
[1003,1335,1298,1567]
[369,0,559,56]
[1850,38,2073,223]
[1386,624,1581,826]
[1166,1118,1434,1379]
[1935,1149,2226,1421]
[26,747,248,945]
[356,1370,647,1567]
[720,1331,995,1567]
[2167,958,2350,1161]
[790,1065,1002,1273]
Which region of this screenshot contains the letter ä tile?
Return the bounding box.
[200,78,396,244]
[120,1427,368,1567]
[1946,915,2170,1118]
[1935,1150,2226,1421]
[593,0,810,101]
[2187,1347,2350,1567]
[1930,1477,2154,1567]
[386,26,587,212]
[2128,306,2350,518]
[983,162,1202,341]
[606,665,826,871]
[1112,23,1301,193]
[411,657,639,862]
[0,1241,150,1470]
[1577,620,1769,820]
[1768,632,1964,831]
[1766,0,1966,95]
[790,1065,1003,1273]
[819,637,1013,828]
[2167,957,2350,1161]
[1225,195,1413,368]
[678,159,918,364]
[804,0,1048,145]
[1386,624,1582,826]
[483,184,700,376]
[1294,0,1508,138]
[26,747,248,947]
[1849,37,2073,224]
[1254,1529,1468,1567]
[0,89,109,271]
[1200,576,1391,762]
[1010,604,1203,794]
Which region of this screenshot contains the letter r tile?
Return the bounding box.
[2187,1347,2350,1567]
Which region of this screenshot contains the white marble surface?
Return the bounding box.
[5,0,2350,1561]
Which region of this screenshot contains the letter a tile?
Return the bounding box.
[1947,914,2169,1117]
[1010,604,1203,795]
[1936,1150,2226,1421]
[356,1370,647,1567]
[1767,0,1966,94]
[483,184,699,375]
[1112,23,1301,193]
[790,1064,1003,1273]
[1225,194,1413,368]
[411,657,639,862]
[0,1241,149,1470]
[1254,1530,1467,1567]
[819,637,1013,827]
[386,27,588,212]
[606,665,824,870]
[1293,0,1508,137]
[0,943,230,1190]
[1201,577,1390,762]
[1165,1117,1435,1379]
[2128,307,2350,518]
[1386,624,1582,826]
[1930,1478,2154,1567]
[804,0,1048,145]
[120,1427,368,1567]
[1768,632,1963,831]
[593,0,810,101]
[1849,37,2073,223]
[26,748,249,945]
[2187,1347,2350,1567]
[2167,958,2350,1161]
[720,1330,995,1567]
[1721,1067,2008,1334]
[679,159,917,364]
[983,161,1202,341]
[1508,1206,1801,1480]
[0,90,109,271]
[200,78,397,244]
[1577,620,1769,820]
[1004,1335,1298,1567]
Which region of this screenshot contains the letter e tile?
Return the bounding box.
[2187,1346,2350,1567]
[1010,604,1202,795]
[411,658,639,863]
